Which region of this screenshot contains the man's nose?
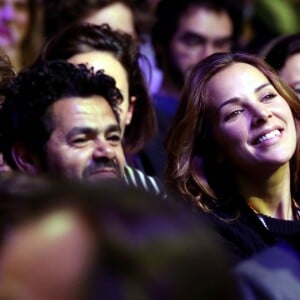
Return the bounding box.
[93,139,115,159]
[202,42,215,59]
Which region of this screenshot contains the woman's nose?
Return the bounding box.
[251,105,272,127]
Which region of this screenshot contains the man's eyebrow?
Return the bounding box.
[179,31,207,40]
[217,83,272,111]
[66,127,97,139]
[106,124,121,133]
[180,31,232,41]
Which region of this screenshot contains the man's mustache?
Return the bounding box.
[83,158,122,179]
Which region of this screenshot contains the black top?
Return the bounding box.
[205,202,300,266]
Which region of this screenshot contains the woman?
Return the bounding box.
[0,0,41,71]
[166,52,300,264]
[261,33,300,99]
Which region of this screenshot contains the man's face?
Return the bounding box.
[170,6,233,76]
[44,95,126,181]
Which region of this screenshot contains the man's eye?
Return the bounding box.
[108,134,121,143]
[71,137,88,145]
[178,33,205,46]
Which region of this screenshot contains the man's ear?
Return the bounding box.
[125,96,136,125]
[12,143,42,175]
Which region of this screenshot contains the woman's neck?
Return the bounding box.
[237,164,294,220]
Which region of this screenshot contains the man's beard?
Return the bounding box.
[82,158,122,180]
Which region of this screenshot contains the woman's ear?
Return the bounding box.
[12,143,42,175]
[125,96,136,125]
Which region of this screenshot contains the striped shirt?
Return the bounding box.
[123,166,167,199]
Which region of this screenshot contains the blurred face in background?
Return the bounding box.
[0,209,96,300]
[83,2,136,37]
[170,6,233,76]
[68,51,135,136]
[280,53,300,99]
[0,0,30,50]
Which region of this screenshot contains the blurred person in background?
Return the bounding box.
[42,0,162,94]
[0,0,42,71]
[0,54,14,172]
[243,0,300,54]
[261,33,300,99]
[0,173,240,300]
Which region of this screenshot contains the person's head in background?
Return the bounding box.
[261,33,300,99]
[37,23,156,154]
[0,173,240,300]
[152,0,244,98]
[0,54,15,172]
[0,60,127,181]
[0,0,42,71]
[42,0,161,94]
[43,0,150,40]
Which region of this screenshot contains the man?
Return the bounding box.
[152,0,244,113]
[0,60,164,196]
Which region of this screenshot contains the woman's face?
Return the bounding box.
[280,52,300,99]
[206,62,297,174]
[83,2,136,37]
[0,0,30,49]
[68,51,135,136]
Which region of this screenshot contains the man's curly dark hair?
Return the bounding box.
[0,60,123,169]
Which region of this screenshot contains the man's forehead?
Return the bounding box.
[49,96,115,116]
[177,30,232,43]
[177,6,233,36]
[48,96,119,128]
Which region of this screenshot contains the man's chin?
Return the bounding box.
[86,170,120,181]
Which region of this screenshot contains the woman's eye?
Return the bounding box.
[224,109,243,121]
[261,93,276,102]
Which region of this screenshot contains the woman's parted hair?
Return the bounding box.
[166,52,300,211]
[37,22,156,153]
